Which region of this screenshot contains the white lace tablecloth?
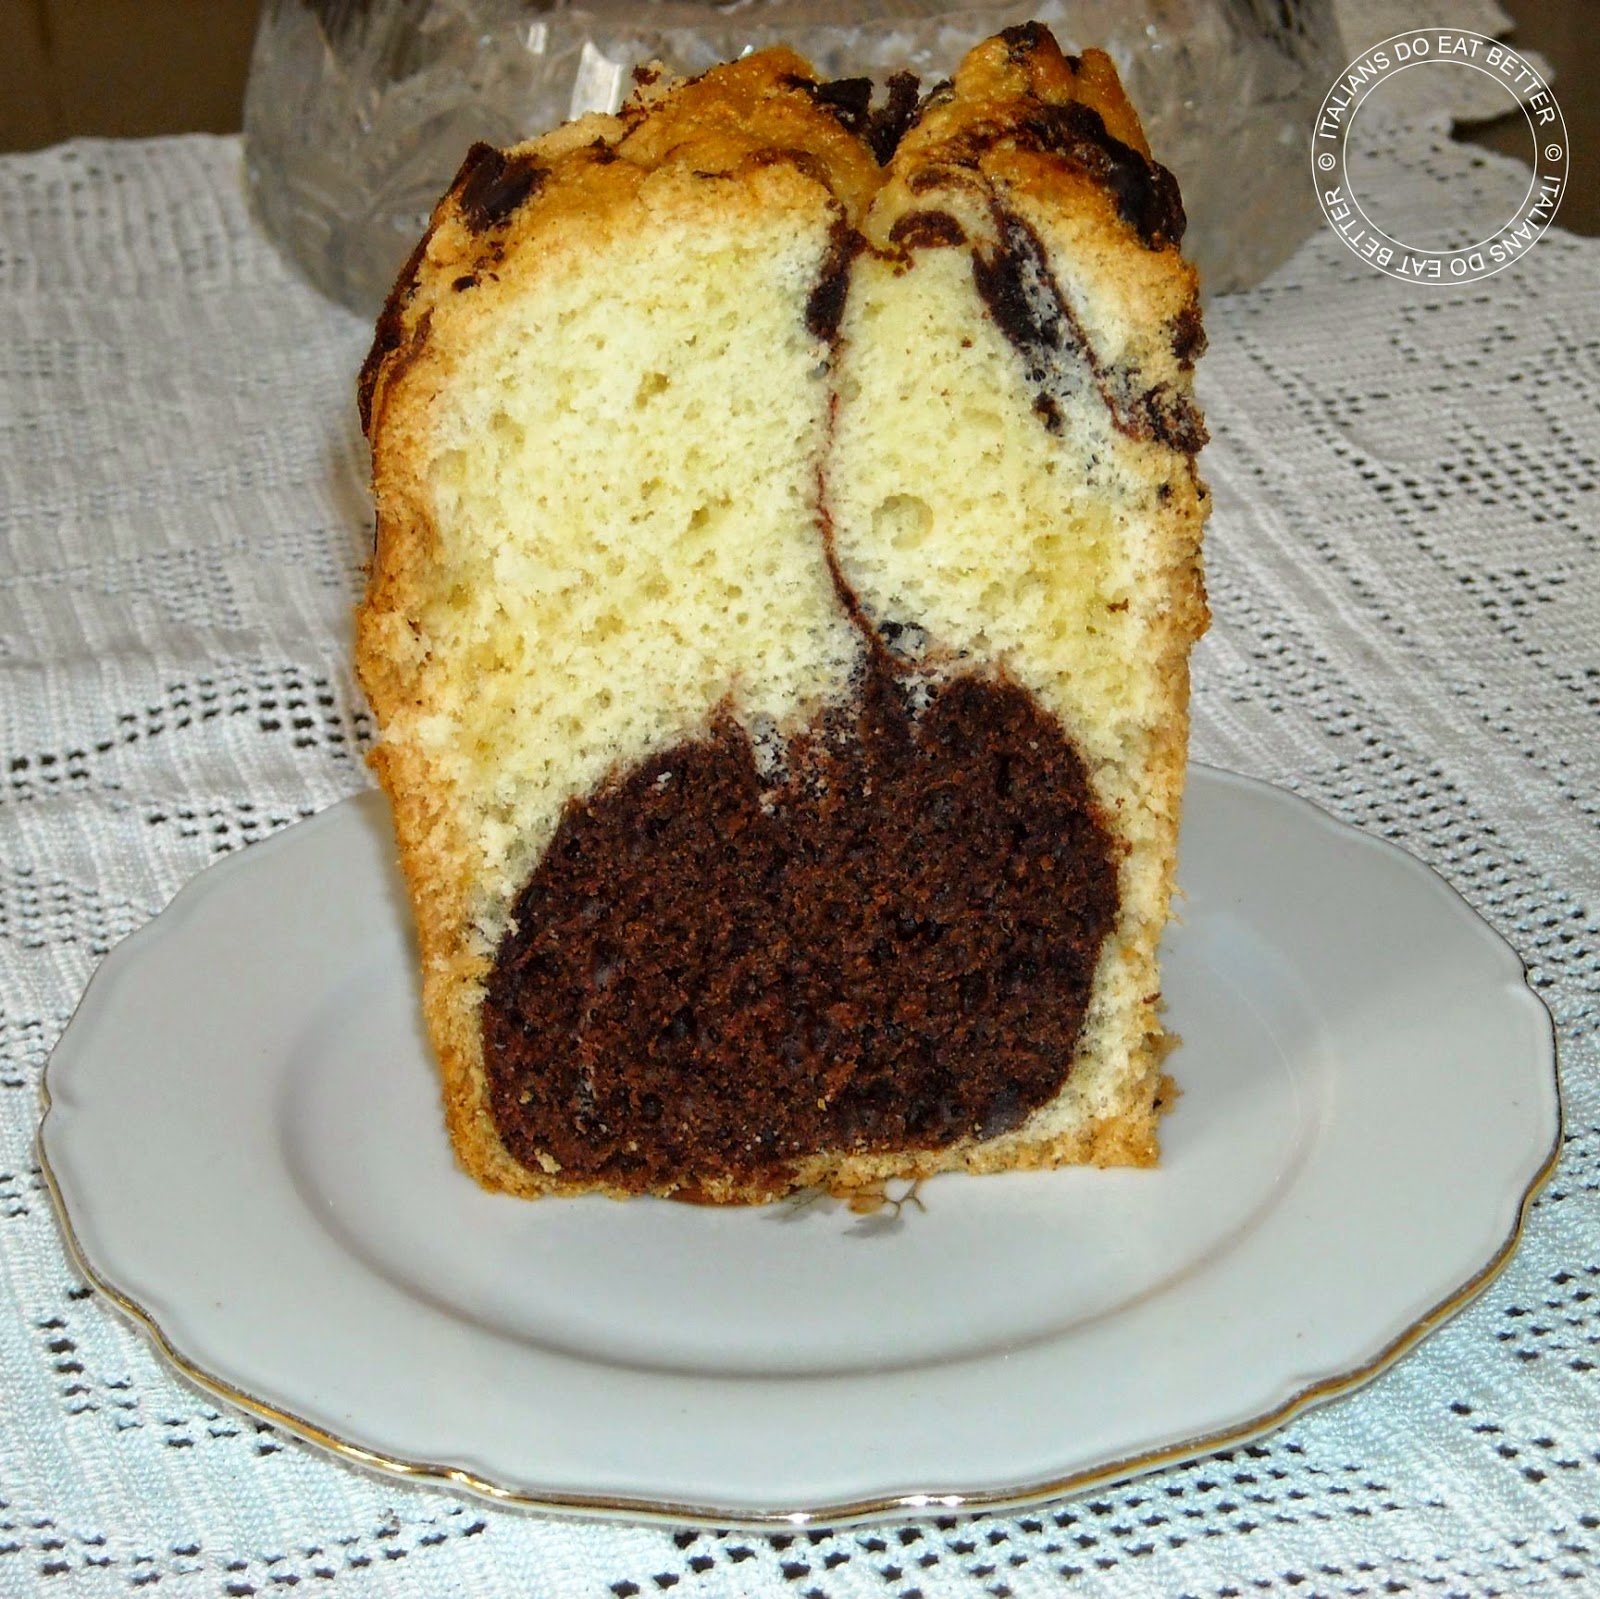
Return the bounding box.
[2,2,1595,1592]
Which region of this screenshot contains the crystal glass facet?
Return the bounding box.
[243,0,1342,312]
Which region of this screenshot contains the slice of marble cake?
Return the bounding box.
[355,24,1209,1203]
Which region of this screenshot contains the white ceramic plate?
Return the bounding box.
[39,767,1559,1527]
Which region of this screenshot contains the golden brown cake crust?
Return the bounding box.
[357,48,884,440]
[356,28,1207,1205]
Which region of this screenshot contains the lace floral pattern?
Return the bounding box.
[1,0,1595,1590]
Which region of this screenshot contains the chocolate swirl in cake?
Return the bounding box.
[482,642,1118,1194]
[805,217,865,345]
[974,205,1207,452]
[786,70,926,164]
